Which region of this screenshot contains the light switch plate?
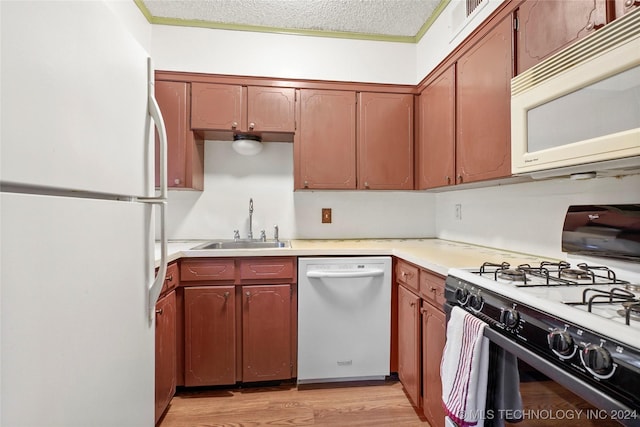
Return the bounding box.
[322,208,332,223]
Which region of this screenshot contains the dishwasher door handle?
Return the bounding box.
[306,269,385,279]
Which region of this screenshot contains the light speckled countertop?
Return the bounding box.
[157,238,553,276]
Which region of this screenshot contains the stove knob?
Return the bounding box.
[547,329,574,357]
[469,294,484,311]
[582,344,613,376]
[500,308,520,329]
[455,288,470,305]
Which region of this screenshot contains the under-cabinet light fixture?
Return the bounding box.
[232,134,263,156]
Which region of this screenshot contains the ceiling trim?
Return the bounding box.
[133,0,450,44]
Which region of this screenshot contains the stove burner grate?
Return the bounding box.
[566,287,640,325]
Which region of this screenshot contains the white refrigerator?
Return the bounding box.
[1,2,168,426]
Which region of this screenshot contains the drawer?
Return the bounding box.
[419,269,445,307]
[181,258,236,282]
[239,257,296,282]
[159,262,179,295]
[396,259,419,292]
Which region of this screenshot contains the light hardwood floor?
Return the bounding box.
[158,380,431,426]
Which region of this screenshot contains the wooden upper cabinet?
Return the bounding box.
[416,65,456,190]
[295,89,357,189]
[242,284,292,382]
[614,0,640,19]
[155,81,204,190]
[456,14,513,184]
[191,83,244,131]
[184,286,236,386]
[247,86,296,132]
[191,83,295,133]
[358,92,414,190]
[516,0,607,74]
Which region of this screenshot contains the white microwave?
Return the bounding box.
[511,10,640,179]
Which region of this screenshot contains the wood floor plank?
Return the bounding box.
[158,380,431,426]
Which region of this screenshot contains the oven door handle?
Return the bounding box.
[443,302,637,421]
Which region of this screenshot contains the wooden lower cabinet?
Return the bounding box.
[155,290,177,423]
[183,282,294,387]
[397,283,421,407]
[184,286,236,386]
[242,284,292,382]
[422,300,447,427]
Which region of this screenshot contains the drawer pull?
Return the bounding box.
[165,274,173,281]
[155,308,163,316]
[223,291,230,301]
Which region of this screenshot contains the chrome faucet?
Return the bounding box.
[247,198,254,240]
[274,224,279,242]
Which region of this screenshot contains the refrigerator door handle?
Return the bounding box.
[141,57,168,323]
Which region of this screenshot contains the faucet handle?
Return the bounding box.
[233,230,240,241]
[274,224,279,242]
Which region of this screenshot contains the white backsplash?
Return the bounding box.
[435,174,640,260]
[165,140,436,240]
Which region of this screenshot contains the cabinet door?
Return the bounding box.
[615,0,640,20]
[416,66,456,190]
[397,284,421,407]
[456,15,513,184]
[247,87,296,133]
[191,83,244,131]
[242,284,292,382]
[155,81,204,190]
[155,291,176,423]
[184,286,236,386]
[358,92,414,190]
[422,301,447,427]
[517,0,607,75]
[296,89,357,189]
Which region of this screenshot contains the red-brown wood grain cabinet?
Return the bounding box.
[242,284,292,382]
[191,83,295,133]
[516,0,607,75]
[180,257,296,386]
[456,14,513,185]
[184,285,236,386]
[154,261,179,423]
[357,92,414,190]
[295,89,357,189]
[154,80,204,190]
[415,65,456,190]
[155,290,176,424]
[615,0,640,19]
[396,258,422,408]
[419,269,447,427]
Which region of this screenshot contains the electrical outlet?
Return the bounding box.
[322,208,332,223]
[455,204,462,220]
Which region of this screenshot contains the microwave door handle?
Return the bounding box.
[141,57,168,323]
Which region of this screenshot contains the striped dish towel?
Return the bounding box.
[441,306,490,427]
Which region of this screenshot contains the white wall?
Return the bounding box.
[152,24,416,84]
[106,0,152,53]
[435,174,640,259]
[416,0,506,81]
[166,141,436,240]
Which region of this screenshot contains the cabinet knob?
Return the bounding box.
[223,291,230,301]
[446,176,451,184]
[624,0,637,7]
[231,121,238,129]
[249,122,255,130]
[430,286,437,292]
[364,181,370,189]
[585,21,595,31]
[457,174,463,184]
[165,274,172,282]
[155,308,163,315]
[410,301,416,307]
[304,180,309,188]
[174,178,180,185]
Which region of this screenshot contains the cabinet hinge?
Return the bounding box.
[513,17,519,31]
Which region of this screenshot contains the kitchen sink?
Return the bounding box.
[192,240,290,250]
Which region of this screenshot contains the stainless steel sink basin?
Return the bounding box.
[192,240,289,250]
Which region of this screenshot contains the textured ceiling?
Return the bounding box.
[137,0,447,42]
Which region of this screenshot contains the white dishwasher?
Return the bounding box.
[297,257,391,385]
